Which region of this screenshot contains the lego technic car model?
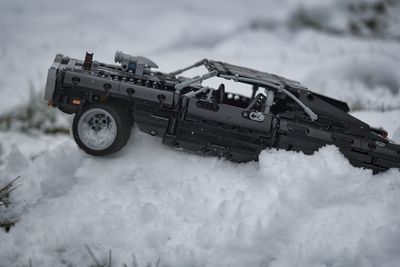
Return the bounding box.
[44,51,400,173]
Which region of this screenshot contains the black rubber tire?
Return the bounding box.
[72,103,132,156]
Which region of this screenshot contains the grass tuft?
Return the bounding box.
[0,176,21,231]
[0,82,69,135]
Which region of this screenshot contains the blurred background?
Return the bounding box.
[0,0,400,135]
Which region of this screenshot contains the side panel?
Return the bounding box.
[132,100,173,138]
[164,98,276,162]
[275,118,400,172]
[119,82,174,107]
[186,99,272,132]
[62,71,175,107]
[63,71,120,95]
[276,119,338,154]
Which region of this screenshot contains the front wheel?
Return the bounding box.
[72,103,132,156]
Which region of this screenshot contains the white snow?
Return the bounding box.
[0,131,400,267]
[1,0,400,266]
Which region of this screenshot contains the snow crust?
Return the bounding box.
[1,0,400,266]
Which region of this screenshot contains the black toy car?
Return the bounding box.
[44,51,400,173]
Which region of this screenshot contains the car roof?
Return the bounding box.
[204,59,307,90]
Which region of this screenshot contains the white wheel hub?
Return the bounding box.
[77,108,117,151]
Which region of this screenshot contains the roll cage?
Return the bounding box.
[171,59,318,121]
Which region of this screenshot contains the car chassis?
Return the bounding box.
[44,51,400,173]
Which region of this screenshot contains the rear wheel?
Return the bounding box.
[72,103,132,156]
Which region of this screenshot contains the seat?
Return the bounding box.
[217,83,225,103]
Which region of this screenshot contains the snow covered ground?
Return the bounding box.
[0,0,400,266]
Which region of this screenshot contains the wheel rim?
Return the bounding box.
[77,108,117,151]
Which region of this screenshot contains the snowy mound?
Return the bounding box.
[1,131,400,267]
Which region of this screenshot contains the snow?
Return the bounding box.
[0,131,400,267]
[1,0,400,266]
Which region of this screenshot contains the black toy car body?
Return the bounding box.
[44,51,400,173]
